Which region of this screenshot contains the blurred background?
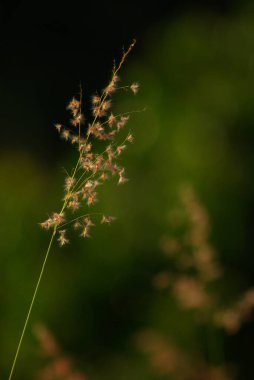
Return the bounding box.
[1,0,254,379]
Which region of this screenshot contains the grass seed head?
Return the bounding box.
[41,41,138,246]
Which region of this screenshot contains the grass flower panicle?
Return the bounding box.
[39,40,138,244]
[8,40,139,380]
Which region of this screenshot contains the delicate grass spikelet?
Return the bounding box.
[118,168,128,185]
[101,215,115,224]
[55,123,62,132]
[57,230,69,246]
[80,225,90,238]
[130,82,139,94]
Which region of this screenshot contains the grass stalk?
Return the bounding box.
[8,228,56,380]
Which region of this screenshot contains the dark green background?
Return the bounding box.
[1,1,254,379]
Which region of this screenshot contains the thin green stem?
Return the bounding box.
[8,228,56,380]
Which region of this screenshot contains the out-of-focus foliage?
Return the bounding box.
[2,5,254,380]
